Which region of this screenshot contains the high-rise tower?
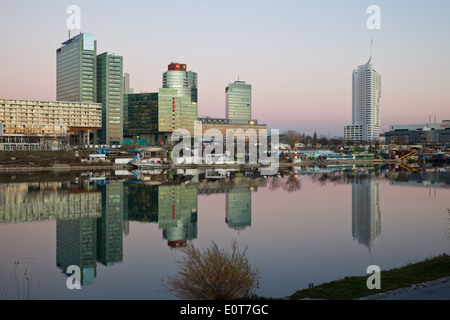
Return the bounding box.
[344,44,381,143]
[56,33,97,103]
[159,62,198,136]
[97,52,124,145]
[226,80,252,121]
[162,62,198,103]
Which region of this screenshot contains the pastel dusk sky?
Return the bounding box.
[1,0,449,137]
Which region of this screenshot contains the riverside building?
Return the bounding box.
[0,98,101,150]
[57,33,125,145]
[198,79,266,144]
[385,121,450,145]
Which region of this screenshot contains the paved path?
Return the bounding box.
[358,277,450,300]
[378,281,450,300]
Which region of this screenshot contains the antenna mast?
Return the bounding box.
[371,39,373,57]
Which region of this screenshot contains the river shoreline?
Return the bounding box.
[0,158,409,173]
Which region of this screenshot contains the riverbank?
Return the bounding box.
[1,149,444,173]
[286,253,450,300]
[0,157,405,173]
[0,160,395,172]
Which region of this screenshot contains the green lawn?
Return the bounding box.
[288,253,450,300]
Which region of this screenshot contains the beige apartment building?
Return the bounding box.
[0,98,101,150]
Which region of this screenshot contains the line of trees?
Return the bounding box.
[281,130,344,149]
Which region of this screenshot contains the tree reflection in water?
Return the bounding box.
[268,172,301,193]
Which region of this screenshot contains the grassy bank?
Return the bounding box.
[288,254,450,300]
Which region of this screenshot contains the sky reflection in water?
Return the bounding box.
[0,165,449,299]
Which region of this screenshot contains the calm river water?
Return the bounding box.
[0,164,449,300]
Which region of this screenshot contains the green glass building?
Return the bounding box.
[57,33,97,103]
[226,80,252,121]
[123,63,198,146]
[97,52,124,145]
[123,92,159,143]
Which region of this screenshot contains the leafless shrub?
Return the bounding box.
[162,239,260,300]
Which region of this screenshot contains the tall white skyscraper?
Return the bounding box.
[344,48,381,143]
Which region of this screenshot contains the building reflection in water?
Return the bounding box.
[97,181,124,266]
[0,180,104,285]
[56,180,125,285]
[226,187,252,231]
[345,172,381,252]
[124,182,198,248]
[56,218,98,285]
[388,169,450,190]
[158,184,198,248]
[0,181,101,223]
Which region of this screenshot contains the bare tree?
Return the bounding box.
[268,174,302,192]
[283,130,302,149]
[40,134,56,151]
[57,135,70,151]
[162,239,260,300]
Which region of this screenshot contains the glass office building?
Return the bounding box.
[158,88,198,135]
[57,33,97,103]
[123,63,198,146]
[160,63,198,136]
[226,81,252,121]
[97,52,124,145]
[123,93,159,137]
[163,62,198,103]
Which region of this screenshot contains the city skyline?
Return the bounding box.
[1,0,449,137]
